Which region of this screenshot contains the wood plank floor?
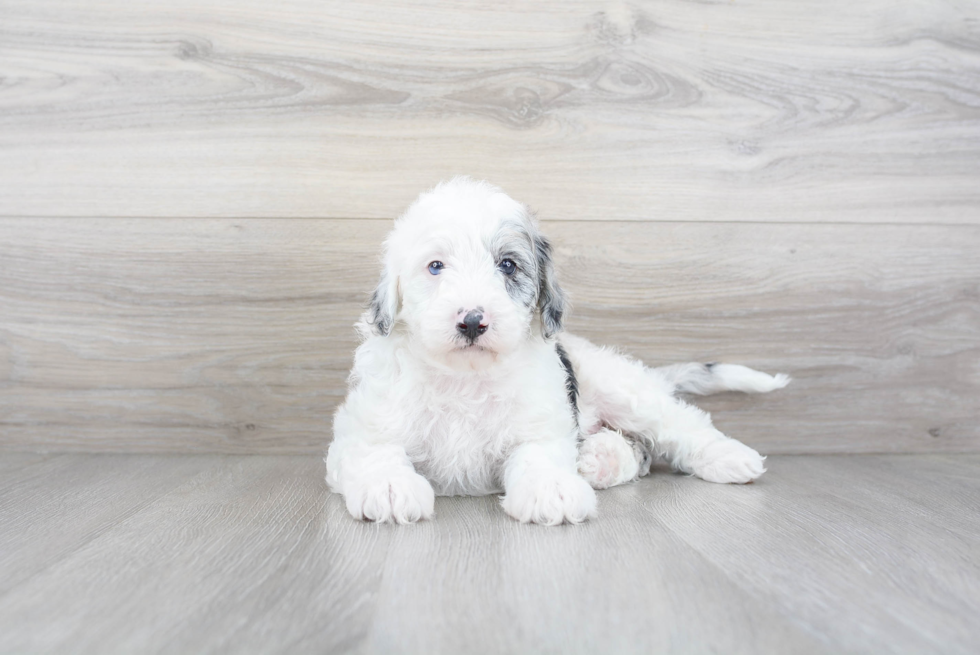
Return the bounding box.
[1,453,977,654]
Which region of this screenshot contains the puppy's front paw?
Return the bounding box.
[578,429,640,490]
[502,470,597,526]
[691,439,766,484]
[344,472,435,524]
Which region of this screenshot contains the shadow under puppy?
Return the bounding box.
[326,178,790,525]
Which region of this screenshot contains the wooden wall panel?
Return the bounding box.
[1,0,978,222]
[1,218,977,454]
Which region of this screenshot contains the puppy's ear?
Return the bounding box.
[368,266,400,337]
[534,234,567,339]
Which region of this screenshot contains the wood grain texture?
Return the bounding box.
[1,0,978,222]
[0,453,978,654]
[362,483,829,655]
[0,453,222,594]
[0,455,392,653]
[646,454,980,655]
[1,217,977,454]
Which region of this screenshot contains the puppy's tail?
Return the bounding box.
[654,362,791,396]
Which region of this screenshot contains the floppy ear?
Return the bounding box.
[534,234,567,339]
[368,266,400,336]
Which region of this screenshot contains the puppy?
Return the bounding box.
[325,178,789,525]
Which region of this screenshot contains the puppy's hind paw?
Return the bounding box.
[577,429,640,490]
[690,439,767,484]
[345,472,436,524]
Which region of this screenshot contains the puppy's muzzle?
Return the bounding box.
[457,310,488,342]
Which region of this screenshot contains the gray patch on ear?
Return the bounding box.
[534,234,567,339]
[368,270,398,336]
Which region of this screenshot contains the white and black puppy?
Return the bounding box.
[326,178,789,526]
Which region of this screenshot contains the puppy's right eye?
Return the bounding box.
[427,261,444,275]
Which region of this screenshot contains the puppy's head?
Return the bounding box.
[368,177,566,369]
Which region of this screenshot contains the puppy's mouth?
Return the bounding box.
[453,343,490,353]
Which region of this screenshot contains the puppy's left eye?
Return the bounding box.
[498,259,517,276]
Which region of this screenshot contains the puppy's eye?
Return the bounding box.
[428,261,445,275]
[498,259,517,276]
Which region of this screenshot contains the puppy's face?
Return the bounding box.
[368,179,566,370]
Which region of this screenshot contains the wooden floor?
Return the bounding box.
[1,453,978,654]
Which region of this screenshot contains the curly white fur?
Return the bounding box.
[326,178,790,525]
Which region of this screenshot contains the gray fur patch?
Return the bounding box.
[534,234,566,338]
[485,211,567,339]
[368,270,397,336]
[488,220,538,308]
[555,342,579,420]
[623,433,655,477]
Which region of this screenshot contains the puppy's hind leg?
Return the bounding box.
[563,335,781,484]
[578,428,653,490]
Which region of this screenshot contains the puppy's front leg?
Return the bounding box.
[501,439,597,526]
[326,440,435,524]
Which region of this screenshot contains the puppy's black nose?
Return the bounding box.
[457,311,488,341]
